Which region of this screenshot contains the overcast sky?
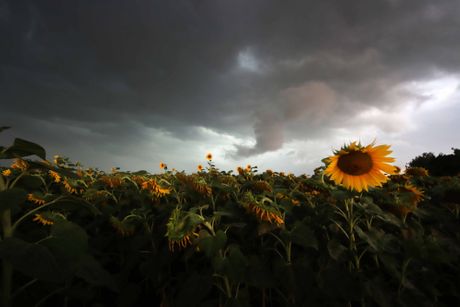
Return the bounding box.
[1,0,459,174]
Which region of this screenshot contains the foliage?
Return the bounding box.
[0,134,459,307]
[408,148,460,176]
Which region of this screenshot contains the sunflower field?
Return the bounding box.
[1,134,459,307]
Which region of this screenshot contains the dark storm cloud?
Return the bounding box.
[1,0,459,162]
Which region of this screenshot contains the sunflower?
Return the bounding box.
[141,179,170,197]
[49,170,61,183]
[53,155,62,165]
[159,162,167,170]
[28,193,46,206]
[403,184,424,202]
[33,214,54,226]
[252,180,272,193]
[101,175,123,188]
[2,169,12,177]
[324,141,396,192]
[110,216,135,237]
[247,203,284,226]
[11,159,28,171]
[405,167,429,177]
[197,164,203,172]
[176,173,211,196]
[63,179,79,194]
[166,207,201,252]
[392,184,424,219]
[206,153,213,161]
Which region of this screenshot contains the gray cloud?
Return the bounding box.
[235,81,337,156]
[1,0,459,171]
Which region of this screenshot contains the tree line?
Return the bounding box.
[408,148,460,176]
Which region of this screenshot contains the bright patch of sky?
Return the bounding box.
[237,49,260,72]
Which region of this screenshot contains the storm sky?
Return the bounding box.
[1,0,459,174]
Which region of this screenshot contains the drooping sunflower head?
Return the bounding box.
[405,167,429,177]
[100,175,123,188]
[11,159,29,171]
[54,155,62,165]
[32,212,65,226]
[391,183,424,218]
[110,216,135,237]
[33,213,54,226]
[2,169,12,177]
[28,193,46,206]
[166,207,202,252]
[141,178,170,198]
[241,192,284,227]
[63,178,82,194]
[49,170,61,183]
[324,141,397,192]
[400,183,424,205]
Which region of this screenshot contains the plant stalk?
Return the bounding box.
[2,209,13,307]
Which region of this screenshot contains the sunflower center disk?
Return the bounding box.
[337,151,373,176]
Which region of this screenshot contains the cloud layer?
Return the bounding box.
[1,0,459,172]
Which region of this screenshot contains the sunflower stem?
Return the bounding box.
[8,171,27,189]
[1,209,13,307]
[12,278,38,299]
[223,276,232,298]
[286,241,292,265]
[11,195,66,234]
[0,174,6,191]
[341,198,363,272]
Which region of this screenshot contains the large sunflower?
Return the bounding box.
[324,141,396,192]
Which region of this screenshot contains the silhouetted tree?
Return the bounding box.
[408,148,460,176]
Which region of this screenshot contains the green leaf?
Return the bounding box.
[364,277,395,307]
[213,210,235,217]
[44,220,89,262]
[75,254,118,292]
[50,198,100,216]
[225,245,249,282]
[174,273,213,307]
[355,226,379,252]
[379,254,401,280]
[224,298,250,307]
[246,255,276,288]
[290,223,318,250]
[17,175,44,189]
[319,265,362,300]
[116,283,142,307]
[198,237,214,257]
[327,239,347,261]
[0,238,63,282]
[0,188,27,212]
[215,230,227,247]
[3,138,46,160]
[199,230,227,258]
